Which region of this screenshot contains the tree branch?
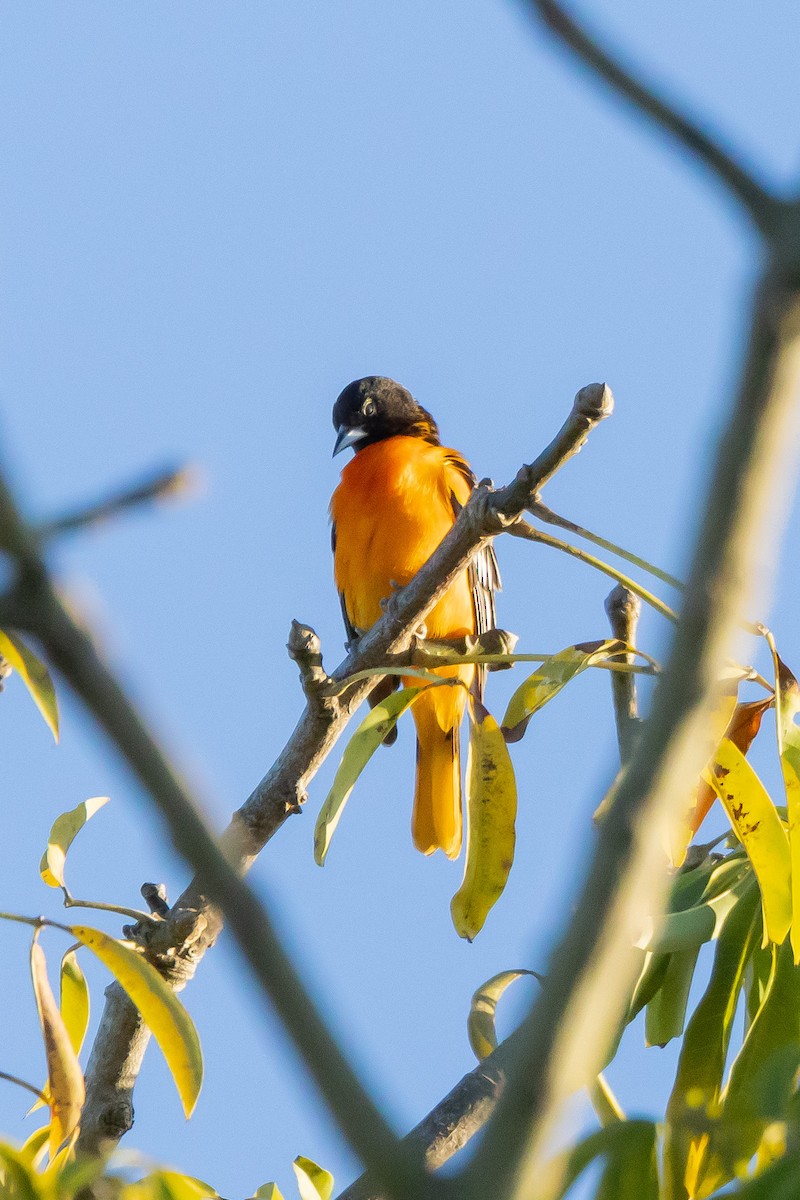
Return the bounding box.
[336,1036,519,1200]
[604,585,641,764]
[35,464,196,542]
[526,0,779,232]
[0,382,611,1175]
[463,266,800,1199]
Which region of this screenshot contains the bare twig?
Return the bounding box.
[0,383,611,1176]
[526,0,779,231]
[36,464,197,542]
[604,585,642,764]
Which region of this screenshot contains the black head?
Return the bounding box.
[332,377,439,456]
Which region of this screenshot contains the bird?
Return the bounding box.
[330,376,500,859]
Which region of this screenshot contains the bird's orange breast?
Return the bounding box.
[331,436,474,637]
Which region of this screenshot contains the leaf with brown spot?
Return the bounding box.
[451,700,517,940]
[691,699,773,835]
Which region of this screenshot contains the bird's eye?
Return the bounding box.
[362,398,376,418]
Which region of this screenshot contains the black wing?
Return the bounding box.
[331,523,359,648]
[446,455,501,702]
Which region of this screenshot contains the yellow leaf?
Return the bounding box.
[69,925,203,1118]
[703,739,791,945]
[253,1186,285,1200]
[40,796,110,889]
[0,629,59,740]
[314,686,431,865]
[468,969,539,1060]
[292,1157,334,1200]
[501,639,623,742]
[29,949,90,1115]
[29,940,85,1161]
[769,652,800,963]
[451,700,518,940]
[669,683,739,868]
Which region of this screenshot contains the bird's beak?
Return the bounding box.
[333,424,368,457]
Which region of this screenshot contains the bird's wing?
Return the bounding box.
[331,522,360,647]
[444,452,501,701]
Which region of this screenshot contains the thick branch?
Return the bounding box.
[527,0,779,233]
[464,269,800,1199]
[337,1037,519,1200]
[0,383,611,1169]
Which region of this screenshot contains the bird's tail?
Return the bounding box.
[410,677,467,859]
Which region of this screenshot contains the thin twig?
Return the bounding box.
[527,0,779,231]
[35,465,197,542]
[604,585,642,765]
[0,1071,48,1105]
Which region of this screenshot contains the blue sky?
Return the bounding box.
[1,2,800,1197]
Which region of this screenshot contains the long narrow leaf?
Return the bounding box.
[451,700,517,940]
[29,941,84,1160]
[768,648,800,962]
[314,686,430,865]
[70,926,202,1117]
[703,739,792,945]
[502,639,623,742]
[0,629,59,740]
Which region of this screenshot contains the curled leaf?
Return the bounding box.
[451,700,517,940]
[468,968,540,1060]
[70,925,202,1117]
[30,940,85,1160]
[40,796,110,890]
[314,686,431,865]
[0,629,59,740]
[292,1156,334,1200]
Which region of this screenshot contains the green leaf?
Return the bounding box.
[70,925,203,1117]
[664,880,761,1199]
[467,969,540,1060]
[451,700,518,940]
[314,686,429,865]
[715,1156,800,1198]
[501,639,623,742]
[644,946,701,1047]
[0,629,59,740]
[40,796,110,890]
[252,1186,285,1200]
[557,1120,659,1200]
[0,1142,43,1200]
[29,940,84,1161]
[703,739,792,945]
[588,1073,626,1126]
[292,1156,334,1200]
[705,942,800,1188]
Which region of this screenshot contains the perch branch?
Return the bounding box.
[0,384,611,1175]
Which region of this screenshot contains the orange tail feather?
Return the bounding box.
[411,689,464,859]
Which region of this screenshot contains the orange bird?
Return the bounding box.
[330,377,500,858]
